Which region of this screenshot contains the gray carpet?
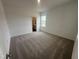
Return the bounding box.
[9,32,74,59]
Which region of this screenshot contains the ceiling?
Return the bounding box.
[2,0,74,16]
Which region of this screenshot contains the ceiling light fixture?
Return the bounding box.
[37,0,40,3]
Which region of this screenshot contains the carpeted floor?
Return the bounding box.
[9,32,74,59]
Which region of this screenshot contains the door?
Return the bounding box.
[32,17,36,32]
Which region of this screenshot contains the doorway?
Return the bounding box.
[32,16,36,32]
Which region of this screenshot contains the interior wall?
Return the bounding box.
[2,1,38,37]
[41,1,78,40]
[37,14,41,32]
[0,0,10,59]
[6,15,32,37]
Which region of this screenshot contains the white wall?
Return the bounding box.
[37,14,41,32]
[2,1,38,37]
[1,0,41,37]
[0,0,10,59]
[6,15,32,37]
[41,1,78,40]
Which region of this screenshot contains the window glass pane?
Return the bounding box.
[41,16,46,27]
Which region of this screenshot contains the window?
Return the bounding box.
[41,16,46,27]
